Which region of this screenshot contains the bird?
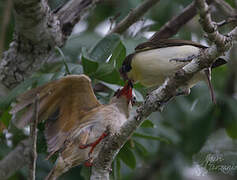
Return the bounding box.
[119,39,227,103]
[10,74,133,180]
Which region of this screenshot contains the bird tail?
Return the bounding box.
[45,166,58,180]
[45,156,67,180]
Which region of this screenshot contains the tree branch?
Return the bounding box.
[110,0,160,34]
[0,0,99,89]
[91,0,236,179]
[149,1,197,41]
[0,139,31,180]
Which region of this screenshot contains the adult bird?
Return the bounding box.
[119,39,227,103]
[10,74,133,180]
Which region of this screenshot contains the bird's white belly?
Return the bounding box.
[130,45,200,87]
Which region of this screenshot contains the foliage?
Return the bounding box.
[0,0,237,179]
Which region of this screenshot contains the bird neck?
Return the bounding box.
[109,96,131,117]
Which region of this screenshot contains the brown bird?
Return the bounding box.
[10,74,133,180]
[119,39,227,103]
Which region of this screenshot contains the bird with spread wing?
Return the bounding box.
[10,74,133,180]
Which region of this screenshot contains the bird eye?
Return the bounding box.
[121,66,126,73]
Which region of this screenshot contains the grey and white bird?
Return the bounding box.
[119,39,227,103]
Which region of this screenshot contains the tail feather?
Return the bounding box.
[45,156,67,180]
[45,166,58,180]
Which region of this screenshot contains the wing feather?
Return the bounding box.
[11,74,101,154]
[135,39,207,52]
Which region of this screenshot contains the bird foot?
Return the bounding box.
[79,132,109,155]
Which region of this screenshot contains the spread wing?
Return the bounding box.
[10,74,101,154]
[135,39,207,52]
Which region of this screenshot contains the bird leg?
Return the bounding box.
[79,132,108,167]
[79,132,108,152]
[169,54,197,62]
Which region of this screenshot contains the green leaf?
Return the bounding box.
[109,41,126,69]
[133,132,170,144]
[113,157,121,180]
[89,34,122,63]
[118,144,136,169]
[140,120,155,128]
[94,64,122,84]
[133,140,149,158]
[226,121,237,139]
[0,109,11,127]
[81,55,99,75]
[80,166,90,180]
[0,76,38,110]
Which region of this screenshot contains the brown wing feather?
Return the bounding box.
[11,74,101,154]
[135,39,207,52]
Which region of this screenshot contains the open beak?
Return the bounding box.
[116,80,134,103]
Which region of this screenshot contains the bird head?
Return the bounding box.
[114,81,133,104]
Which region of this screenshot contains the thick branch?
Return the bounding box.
[0,0,63,89]
[0,139,31,180]
[111,0,160,34]
[91,0,236,178]
[149,1,197,41]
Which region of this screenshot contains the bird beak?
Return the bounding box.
[116,80,133,103]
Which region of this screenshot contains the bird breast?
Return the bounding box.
[128,45,201,87]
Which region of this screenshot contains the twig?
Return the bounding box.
[216,16,237,27]
[29,94,39,180]
[110,0,160,34]
[149,1,197,41]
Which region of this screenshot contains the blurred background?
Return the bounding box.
[0,0,237,179]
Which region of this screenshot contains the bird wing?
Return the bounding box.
[10,74,101,154]
[135,39,207,52]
